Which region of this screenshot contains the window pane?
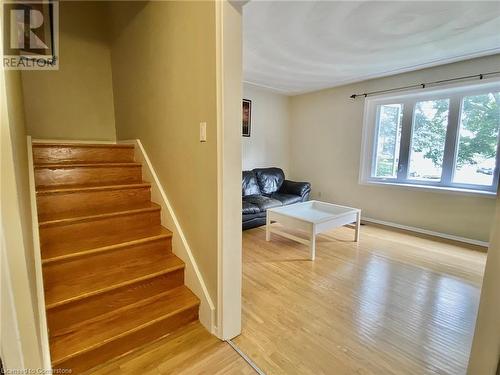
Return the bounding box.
[373,104,403,178]
[453,92,500,186]
[408,99,450,181]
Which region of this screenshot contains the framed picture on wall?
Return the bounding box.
[242,99,252,137]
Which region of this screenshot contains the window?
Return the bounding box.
[408,99,449,182]
[373,104,403,178]
[361,81,500,194]
[453,93,500,187]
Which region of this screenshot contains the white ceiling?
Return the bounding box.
[243,1,500,95]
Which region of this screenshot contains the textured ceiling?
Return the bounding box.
[243,1,500,95]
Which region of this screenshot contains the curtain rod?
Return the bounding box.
[349,70,500,99]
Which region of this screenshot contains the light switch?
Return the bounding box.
[200,122,207,142]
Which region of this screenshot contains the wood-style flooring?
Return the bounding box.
[233,224,486,375]
[87,223,486,374]
[86,321,254,375]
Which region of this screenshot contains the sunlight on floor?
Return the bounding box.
[235,224,486,375]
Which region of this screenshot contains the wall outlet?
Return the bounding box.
[200,122,207,142]
[317,191,322,198]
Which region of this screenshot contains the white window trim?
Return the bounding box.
[359,78,500,197]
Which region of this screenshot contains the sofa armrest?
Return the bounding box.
[280,180,311,199]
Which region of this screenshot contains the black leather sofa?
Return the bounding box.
[242,167,311,230]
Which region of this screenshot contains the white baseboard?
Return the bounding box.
[121,139,216,333]
[362,216,489,248]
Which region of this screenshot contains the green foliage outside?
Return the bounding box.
[412,99,448,168]
[412,93,500,168]
[375,105,401,177]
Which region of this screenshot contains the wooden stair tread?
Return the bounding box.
[36,182,151,195]
[41,225,171,260]
[32,141,200,372]
[35,163,143,188]
[33,143,136,165]
[50,286,199,366]
[35,161,136,166]
[34,162,141,168]
[33,142,134,148]
[45,252,183,309]
[42,226,172,264]
[46,269,185,338]
[38,201,159,224]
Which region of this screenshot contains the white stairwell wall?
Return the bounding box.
[121,139,216,333]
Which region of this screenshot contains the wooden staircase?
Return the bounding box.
[32,142,199,373]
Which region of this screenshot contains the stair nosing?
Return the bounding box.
[50,287,188,339]
[51,297,199,366]
[42,232,172,265]
[45,263,185,310]
[34,162,142,169]
[36,183,151,196]
[32,143,134,149]
[39,204,160,228]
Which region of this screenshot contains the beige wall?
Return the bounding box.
[1,68,43,369]
[218,1,243,339]
[109,1,219,303]
[9,0,242,339]
[5,70,38,319]
[289,54,500,242]
[21,2,116,141]
[468,197,500,374]
[242,83,290,172]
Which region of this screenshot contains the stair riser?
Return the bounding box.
[40,210,161,258]
[33,145,135,164]
[54,306,198,374]
[37,187,151,220]
[35,165,142,187]
[47,269,184,336]
[44,238,173,289]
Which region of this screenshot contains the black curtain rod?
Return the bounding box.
[349,70,500,99]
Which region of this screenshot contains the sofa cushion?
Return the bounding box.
[243,195,282,211]
[242,171,261,196]
[242,200,260,215]
[253,167,285,194]
[242,211,267,221]
[243,216,267,230]
[270,193,302,205]
[279,180,311,198]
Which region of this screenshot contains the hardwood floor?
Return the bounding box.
[83,223,485,374]
[234,224,487,375]
[86,322,254,375]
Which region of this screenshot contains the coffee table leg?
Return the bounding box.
[354,211,361,242]
[266,212,271,241]
[310,224,316,260]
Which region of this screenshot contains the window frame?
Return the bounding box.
[359,79,500,196]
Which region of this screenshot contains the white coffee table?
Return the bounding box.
[266,200,361,260]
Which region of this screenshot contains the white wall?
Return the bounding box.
[217,1,243,339]
[1,70,43,370]
[468,195,500,374]
[110,0,219,309]
[22,2,116,141]
[110,1,243,338]
[242,83,290,172]
[289,54,500,243]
